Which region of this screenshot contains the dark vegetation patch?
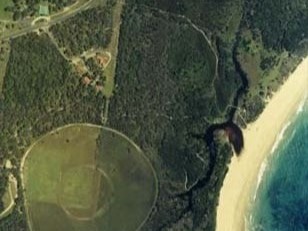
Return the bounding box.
[0,33,104,230]
[0,173,8,212]
[108,5,236,230]
[50,1,115,56]
[245,0,308,52]
[129,0,244,113]
[215,38,243,112]
[110,4,219,188]
[129,0,242,37]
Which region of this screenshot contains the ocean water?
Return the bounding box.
[249,98,308,231]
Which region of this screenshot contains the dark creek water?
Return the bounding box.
[176,36,248,210]
[204,36,249,155]
[174,27,249,224]
[186,35,248,190]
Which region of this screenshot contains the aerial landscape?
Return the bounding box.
[0,0,308,231]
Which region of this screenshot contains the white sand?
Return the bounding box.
[216,57,308,231]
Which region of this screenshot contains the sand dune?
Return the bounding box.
[216,57,308,231]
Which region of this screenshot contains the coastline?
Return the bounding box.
[216,56,308,231]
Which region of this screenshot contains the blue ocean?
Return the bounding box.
[249,98,308,231]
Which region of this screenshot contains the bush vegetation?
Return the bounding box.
[0,33,104,229]
[50,1,115,56]
[4,0,77,20]
[129,0,242,37]
[108,5,235,230]
[3,0,308,230]
[236,0,308,123]
[245,0,308,52]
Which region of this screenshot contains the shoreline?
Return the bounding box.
[216,56,308,231]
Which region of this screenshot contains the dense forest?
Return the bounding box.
[50,0,115,56]
[107,5,237,230]
[246,0,308,52]
[0,33,104,230]
[128,0,244,114]
[108,0,308,230]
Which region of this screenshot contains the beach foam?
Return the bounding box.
[249,101,308,230]
[270,121,291,154]
[253,160,267,201]
[296,93,307,114]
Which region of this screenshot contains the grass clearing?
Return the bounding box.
[60,166,101,213]
[238,29,290,97]
[0,0,13,20]
[23,124,157,231]
[102,0,124,98]
[95,127,158,230]
[224,4,243,41]
[25,126,98,204]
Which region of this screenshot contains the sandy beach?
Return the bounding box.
[216,56,308,231]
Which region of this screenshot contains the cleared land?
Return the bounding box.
[0,174,17,219]
[0,0,12,20]
[22,124,157,231]
[102,0,124,97]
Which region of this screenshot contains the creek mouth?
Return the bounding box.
[205,33,249,157]
[175,31,249,212]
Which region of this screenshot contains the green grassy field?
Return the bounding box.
[25,126,98,204]
[95,128,158,230]
[23,124,157,231]
[61,167,100,210]
[0,0,12,20]
[102,0,124,98]
[237,30,291,97]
